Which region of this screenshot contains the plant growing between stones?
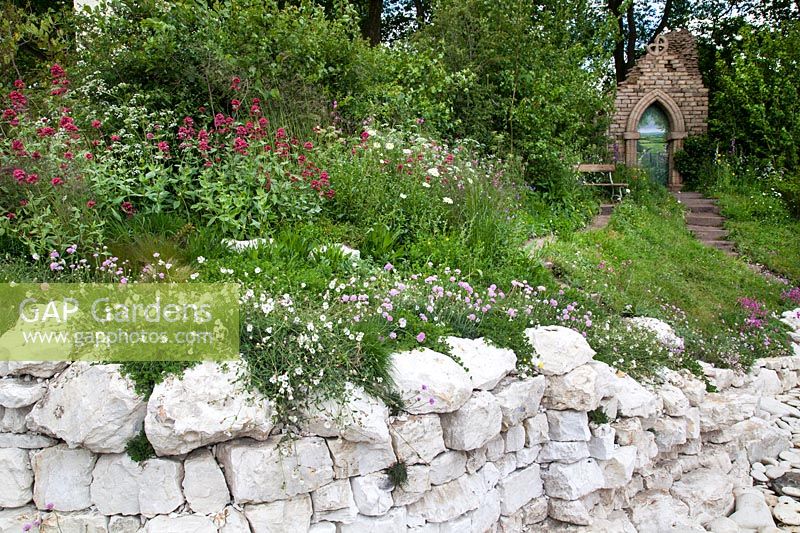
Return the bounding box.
[386,461,408,488]
[588,407,609,425]
[125,430,156,462]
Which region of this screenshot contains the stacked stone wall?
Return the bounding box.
[2,311,800,532]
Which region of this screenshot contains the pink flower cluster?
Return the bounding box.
[738,297,768,329]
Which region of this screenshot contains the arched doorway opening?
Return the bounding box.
[623,90,688,189]
[637,104,669,186]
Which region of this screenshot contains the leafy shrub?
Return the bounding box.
[321,127,527,257]
[72,0,459,137]
[418,0,611,185]
[0,68,110,253]
[674,135,718,190]
[711,22,800,171]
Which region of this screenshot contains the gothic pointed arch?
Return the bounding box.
[625,89,686,136]
[609,30,708,189]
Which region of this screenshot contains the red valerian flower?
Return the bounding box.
[59,116,78,132]
[2,108,16,121]
[110,135,121,142]
[121,201,136,217]
[31,151,41,160]
[91,120,102,128]
[276,128,287,139]
[85,153,94,160]
[8,91,27,109]
[157,141,170,153]
[12,169,26,183]
[50,64,66,79]
[231,99,241,111]
[303,141,313,150]
[13,79,24,89]
[87,200,97,208]
[325,189,336,199]
[51,177,64,186]
[230,76,241,91]
[233,137,249,155]
[64,152,74,160]
[37,127,56,137]
[5,212,15,220]
[26,174,38,185]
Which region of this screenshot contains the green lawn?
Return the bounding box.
[540,197,791,368]
[711,191,800,283]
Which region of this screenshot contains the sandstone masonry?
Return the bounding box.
[611,29,709,188]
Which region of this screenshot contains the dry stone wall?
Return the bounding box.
[1,312,800,532]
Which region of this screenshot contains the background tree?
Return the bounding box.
[418,0,614,187]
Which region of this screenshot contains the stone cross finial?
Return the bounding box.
[647,35,668,56]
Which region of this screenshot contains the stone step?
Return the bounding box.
[600,204,614,216]
[683,203,720,214]
[678,196,716,204]
[703,240,736,251]
[588,215,611,230]
[673,191,706,200]
[686,214,724,227]
[688,226,729,239]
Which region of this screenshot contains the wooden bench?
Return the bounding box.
[574,164,628,202]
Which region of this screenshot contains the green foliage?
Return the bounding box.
[320,127,532,270]
[614,165,668,205]
[711,22,800,171]
[587,406,609,425]
[418,0,612,185]
[125,430,156,462]
[674,135,719,190]
[119,361,195,398]
[674,140,800,281]
[386,461,408,487]
[0,77,106,253]
[545,199,792,369]
[72,0,457,134]
[588,316,677,378]
[0,3,73,82]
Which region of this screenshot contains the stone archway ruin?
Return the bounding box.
[610,30,709,189]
